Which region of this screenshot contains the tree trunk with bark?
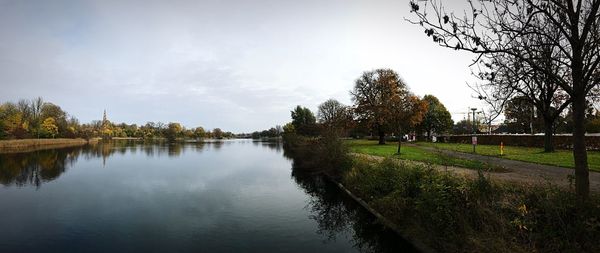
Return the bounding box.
[571,39,590,198]
[543,117,555,152]
[573,96,590,198]
[572,94,590,198]
[378,125,385,145]
[397,127,402,154]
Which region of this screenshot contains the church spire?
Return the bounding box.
[101,110,111,140]
[102,109,109,127]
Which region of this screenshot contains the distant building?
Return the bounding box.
[102,110,109,128]
[101,110,113,139]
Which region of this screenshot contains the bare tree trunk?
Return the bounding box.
[426,129,431,142]
[378,125,385,145]
[572,95,589,198]
[543,117,555,152]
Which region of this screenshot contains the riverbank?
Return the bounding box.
[0,138,99,153]
[342,156,600,252]
[111,137,143,140]
[284,135,600,252]
[326,175,436,253]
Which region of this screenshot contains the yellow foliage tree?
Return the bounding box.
[5,112,23,135]
[41,117,59,138]
[101,127,113,138]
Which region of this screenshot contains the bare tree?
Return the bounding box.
[317,99,353,135]
[409,0,600,198]
[468,81,513,134]
[471,33,572,151]
[31,97,44,138]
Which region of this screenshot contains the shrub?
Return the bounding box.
[343,157,600,252]
[509,186,600,252]
[282,131,352,177]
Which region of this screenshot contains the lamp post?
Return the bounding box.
[471,108,477,153]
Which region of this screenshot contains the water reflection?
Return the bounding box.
[287,154,417,252]
[0,140,283,188]
[0,139,415,252]
[0,147,78,188]
[251,140,283,153]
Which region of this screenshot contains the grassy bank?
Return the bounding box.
[344,157,600,252]
[285,135,600,251]
[346,139,504,172]
[0,138,98,153]
[418,142,600,172]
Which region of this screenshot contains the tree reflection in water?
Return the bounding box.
[291,167,417,253]
[1,139,417,252]
[0,146,79,188]
[0,140,251,188]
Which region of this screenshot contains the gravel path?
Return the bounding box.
[355,144,600,192]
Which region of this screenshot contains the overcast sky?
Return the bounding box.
[0,0,486,132]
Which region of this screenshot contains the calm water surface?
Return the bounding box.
[0,140,416,252]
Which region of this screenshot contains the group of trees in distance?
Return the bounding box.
[351,69,429,150]
[0,97,76,139]
[285,68,454,153]
[449,95,600,136]
[248,125,283,139]
[499,95,600,135]
[0,97,233,141]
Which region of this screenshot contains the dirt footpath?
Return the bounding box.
[354,145,600,192]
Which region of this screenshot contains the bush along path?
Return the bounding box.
[343,157,600,253]
[284,135,600,252]
[407,143,600,192]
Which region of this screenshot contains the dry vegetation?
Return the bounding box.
[0,138,97,153]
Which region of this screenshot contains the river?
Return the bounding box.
[0,140,416,252]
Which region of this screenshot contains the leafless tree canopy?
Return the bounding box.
[317,99,354,134]
[409,0,600,197]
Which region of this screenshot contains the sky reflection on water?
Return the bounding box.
[0,140,414,253]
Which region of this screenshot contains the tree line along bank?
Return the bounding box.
[0,97,234,141]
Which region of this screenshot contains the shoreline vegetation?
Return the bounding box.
[0,97,241,143]
[326,175,436,253]
[0,138,100,154]
[283,134,600,252]
[278,64,600,251]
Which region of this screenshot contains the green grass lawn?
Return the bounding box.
[346,139,505,171]
[417,142,600,172]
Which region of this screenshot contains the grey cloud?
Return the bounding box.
[0,0,484,132]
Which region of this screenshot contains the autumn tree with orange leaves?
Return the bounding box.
[351,69,427,145]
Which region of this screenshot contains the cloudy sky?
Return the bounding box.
[0,0,485,132]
